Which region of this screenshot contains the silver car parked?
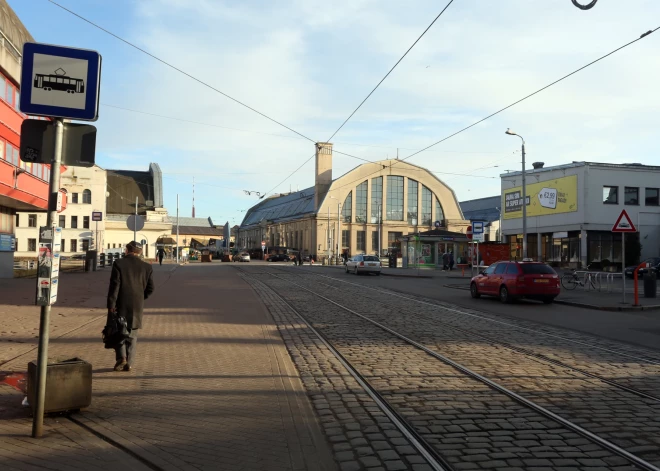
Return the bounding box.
[345,255,381,275]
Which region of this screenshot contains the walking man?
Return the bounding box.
[157,248,165,266]
[107,241,155,372]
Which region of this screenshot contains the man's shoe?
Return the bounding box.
[114,359,127,371]
[123,364,132,372]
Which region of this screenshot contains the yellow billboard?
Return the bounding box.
[503,174,577,220]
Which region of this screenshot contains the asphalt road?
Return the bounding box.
[261,263,660,352]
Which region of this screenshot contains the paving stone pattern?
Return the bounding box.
[242,268,646,470]
[276,271,660,466]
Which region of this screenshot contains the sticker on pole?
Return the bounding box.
[19,42,102,121]
[612,209,637,232]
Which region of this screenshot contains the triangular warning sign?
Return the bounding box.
[612,209,637,232]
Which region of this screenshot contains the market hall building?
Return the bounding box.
[500,161,660,270]
[238,143,470,263]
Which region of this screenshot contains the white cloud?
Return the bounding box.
[86,0,660,219]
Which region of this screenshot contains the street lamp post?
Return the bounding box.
[505,129,527,259]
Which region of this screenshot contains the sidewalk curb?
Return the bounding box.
[554,299,660,312]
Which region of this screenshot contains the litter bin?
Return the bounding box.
[84,250,98,272]
[643,272,657,298]
[27,358,92,413]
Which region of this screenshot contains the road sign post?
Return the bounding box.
[612,209,637,305]
[21,42,102,438]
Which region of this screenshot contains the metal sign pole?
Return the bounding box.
[32,118,64,438]
[134,197,138,242]
[622,233,626,304]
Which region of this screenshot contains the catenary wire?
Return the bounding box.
[47,0,316,144]
[325,0,455,143]
[325,25,660,194]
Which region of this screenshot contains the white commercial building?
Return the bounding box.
[501,162,660,270]
[15,165,107,257]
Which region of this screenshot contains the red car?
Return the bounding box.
[470,260,560,304]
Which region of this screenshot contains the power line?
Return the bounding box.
[402,25,659,162]
[47,0,316,143]
[325,0,455,143]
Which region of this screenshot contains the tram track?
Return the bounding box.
[241,266,660,470]
[269,267,660,404]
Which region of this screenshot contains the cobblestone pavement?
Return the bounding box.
[0,265,336,471]
[239,266,660,470]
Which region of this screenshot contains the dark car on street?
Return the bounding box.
[267,253,290,262]
[624,257,660,278]
[470,260,560,304]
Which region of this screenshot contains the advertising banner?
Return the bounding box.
[503,174,578,220]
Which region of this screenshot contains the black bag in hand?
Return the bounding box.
[102,315,129,349]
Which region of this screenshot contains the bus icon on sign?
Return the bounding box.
[34,68,85,94]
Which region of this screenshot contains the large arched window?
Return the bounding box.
[435,197,445,224]
[356,181,368,223]
[82,189,92,204]
[342,192,352,223]
[421,185,432,226]
[407,179,418,225]
[371,177,382,223]
[386,176,403,221]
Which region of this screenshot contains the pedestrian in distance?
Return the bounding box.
[157,248,165,266]
[107,241,155,372]
[442,252,449,271]
[448,251,455,271]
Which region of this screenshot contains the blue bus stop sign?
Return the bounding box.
[19,42,102,121]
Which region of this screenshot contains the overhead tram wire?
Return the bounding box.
[47,0,316,144]
[401,25,660,162]
[325,0,455,143]
[325,24,660,194]
[257,0,455,200]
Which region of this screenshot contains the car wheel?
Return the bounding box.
[376,272,381,276]
[470,283,480,299]
[499,285,511,304]
[542,297,555,304]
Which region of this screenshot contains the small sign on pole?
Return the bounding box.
[92,211,103,222]
[472,221,484,234]
[612,209,638,304]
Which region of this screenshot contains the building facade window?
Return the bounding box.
[71,239,78,252]
[59,215,66,228]
[646,188,659,206]
[71,216,78,228]
[355,181,368,223]
[342,192,352,223]
[28,239,37,251]
[435,198,445,224]
[82,189,92,204]
[603,186,618,204]
[388,232,403,251]
[342,230,350,251]
[372,231,379,254]
[370,177,382,223]
[407,179,418,225]
[421,186,432,226]
[28,214,37,227]
[82,239,90,251]
[83,216,90,229]
[386,176,404,221]
[357,231,366,252]
[624,187,639,205]
[71,193,79,204]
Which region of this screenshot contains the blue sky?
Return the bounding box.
[11,0,660,226]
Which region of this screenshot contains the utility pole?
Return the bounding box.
[327,204,331,261]
[133,197,138,242]
[378,203,382,257]
[176,194,180,263]
[337,202,341,262]
[32,118,64,438]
